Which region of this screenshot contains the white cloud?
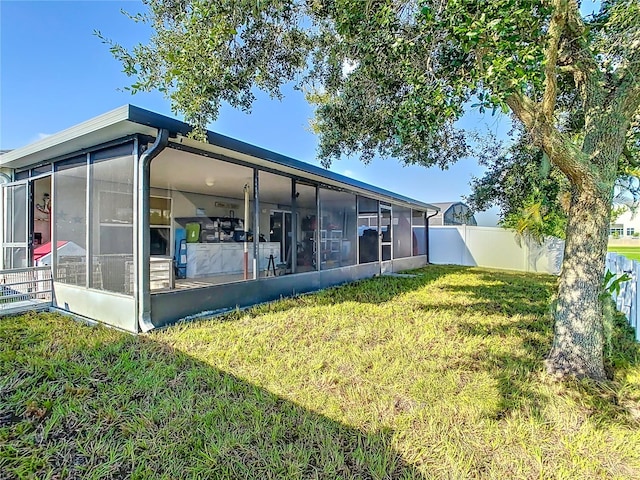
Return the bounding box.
[27,133,52,144]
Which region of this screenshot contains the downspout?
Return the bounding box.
[291,180,297,274]
[138,129,169,333]
[425,208,439,264]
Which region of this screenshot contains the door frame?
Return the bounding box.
[2,179,32,269]
[269,209,292,268]
[379,203,393,274]
[1,174,53,269]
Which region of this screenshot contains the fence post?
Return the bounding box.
[633,262,640,341]
[618,255,631,314]
[629,261,637,332]
[612,254,621,308]
[607,253,617,305]
[461,225,467,266]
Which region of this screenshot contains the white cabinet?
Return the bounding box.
[186,244,222,278]
[186,243,281,278]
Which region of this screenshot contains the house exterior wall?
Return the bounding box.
[149,257,427,328]
[1,106,435,332]
[610,208,640,239]
[54,283,137,331]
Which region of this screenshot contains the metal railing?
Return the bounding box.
[0,266,52,315]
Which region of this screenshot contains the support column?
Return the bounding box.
[253,168,259,279]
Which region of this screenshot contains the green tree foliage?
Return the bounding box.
[467,128,640,244]
[103,0,640,380]
[467,130,569,241]
[99,1,312,129]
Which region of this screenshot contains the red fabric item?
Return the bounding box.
[33,241,67,262]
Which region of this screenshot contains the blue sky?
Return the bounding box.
[0,0,525,225]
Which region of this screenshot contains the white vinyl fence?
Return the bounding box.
[429,226,639,341]
[429,225,564,275]
[605,252,640,341]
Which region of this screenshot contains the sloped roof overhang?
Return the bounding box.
[1,105,438,212]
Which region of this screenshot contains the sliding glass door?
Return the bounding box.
[380,204,392,262]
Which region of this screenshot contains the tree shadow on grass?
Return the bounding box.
[0,314,423,480]
[193,264,639,431]
[423,270,640,428]
[418,268,555,315]
[456,317,640,429]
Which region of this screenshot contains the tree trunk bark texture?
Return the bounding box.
[546,185,612,380]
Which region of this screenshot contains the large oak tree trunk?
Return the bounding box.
[545,184,612,380]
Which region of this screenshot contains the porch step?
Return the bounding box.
[0,299,51,317]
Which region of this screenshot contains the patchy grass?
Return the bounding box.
[1,265,640,479]
[608,246,640,261]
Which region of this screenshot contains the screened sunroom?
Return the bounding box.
[0,105,437,332]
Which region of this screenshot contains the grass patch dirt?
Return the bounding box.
[1,265,640,479]
[608,246,640,261]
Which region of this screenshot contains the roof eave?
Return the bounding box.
[1,104,440,212]
[0,105,156,169]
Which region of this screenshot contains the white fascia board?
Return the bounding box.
[1,102,439,213]
[0,106,155,169]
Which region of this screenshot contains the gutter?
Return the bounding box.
[425,209,440,263]
[138,129,169,333]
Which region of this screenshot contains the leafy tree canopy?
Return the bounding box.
[102,0,639,170]
[467,123,640,242]
[467,129,570,241]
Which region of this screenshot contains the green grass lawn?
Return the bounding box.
[2,265,640,479]
[608,245,640,261]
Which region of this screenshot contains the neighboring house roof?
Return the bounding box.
[429,201,477,226]
[0,104,438,213]
[430,202,456,213]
